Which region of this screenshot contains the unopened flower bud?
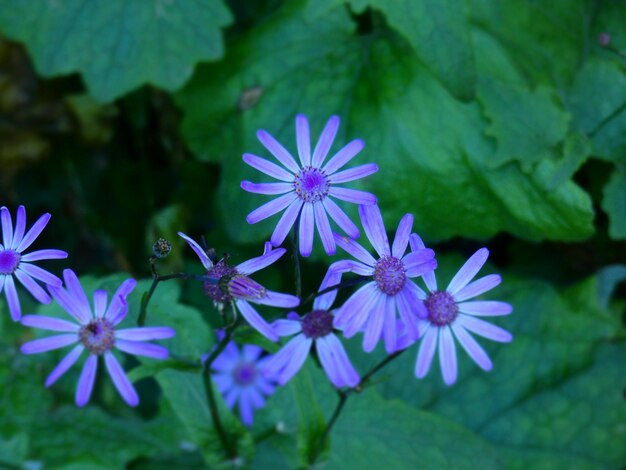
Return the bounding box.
[152,238,172,259]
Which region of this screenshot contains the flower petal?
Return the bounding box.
[16,212,51,253]
[115,326,176,341]
[257,129,300,173]
[14,269,51,304]
[382,295,397,353]
[48,284,90,324]
[333,233,376,266]
[105,279,137,322]
[334,282,378,332]
[11,206,26,250]
[451,323,492,371]
[311,115,340,168]
[63,269,93,318]
[240,181,294,195]
[251,290,300,308]
[395,287,421,340]
[446,248,489,295]
[456,315,513,343]
[116,339,169,359]
[76,354,98,407]
[314,265,342,311]
[4,275,21,321]
[358,204,389,257]
[277,336,312,385]
[236,300,278,342]
[415,326,437,378]
[330,187,377,205]
[247,193,298,225]
[178,232,213,270]
[323,139,364,174]
[243,153,294,182]
[105,351,139,406]
[239,389,255,426]
[404,249,437,278]
[316,336,343,387]
[269,198,303,247]
[20,249,68,262]
[438,326,458,385]
[390,214,413,258]
[272,319,302,337]
[18,263,62,287]
[409,234,437,291]
[326,334,360,387]
[93,290,107,318]
[21,334,77,354]
[45,344,84,387]
[1,206,13,248]
[362,293,387,352]
[21,314,79,332]
[298,203,315,257]
[295,114,311,167]
[457,300,513,317]
[323,198,359,239]
[453,274,502,302]
[237,247,286,276]
[330,163,379,184]
[314,203,335,255]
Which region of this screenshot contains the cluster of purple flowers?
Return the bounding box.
[2,114,512,427]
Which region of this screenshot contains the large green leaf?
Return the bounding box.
[0,0,232,101]
[602,167,626,240]
[176,0,594,246]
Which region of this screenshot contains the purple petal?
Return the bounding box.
[323,139,364,174]
[248,386,266,408]
[402,281,428,315]
[0,275,4,295]
[330,163,379,184]
[314,266,342,311]
[243,153,294,182]
[236,300,278,342]
[326,334,360,387]
[236,247,286,276]
[314,203,335,255]
[115,326,176,341]
[247,193,297,225]
[4,275,21,321]
[451,323,492,371]
[298,203,314,257]
[438,326,458,385]
[18,263,62,287]
[456,315,512,342]
[323,198,360,239]
[362,294,387,352]
[257,129,300,173]
[253,290,300,308]
[20,249,68,262]
[105,279,137,323]
[453,274,502,302]
[391,214,413,258]
[333,233,376,266]
[446,248,489,295]
[409,234,437,291]
[1,207,13,248]
[63,270,92,318]
[382,295,397,353]
[295,114,311,166]
[330,188,377,206]
[239,390,254,426]
[45,344,84,387]
[395,288,420,340]
[316,336,343,387]
[242,344,263,362]
[457,300,513,317]
[48,285,90,324]
[311,115,340,168]
[116,339,169,359]
[14,269,51,304]
[334,282,378,331]
[16,212,51,253]
[404,249,437,278]
[76,355,98,407]
[272,319,302,337]
[270,199,303,247]
[277,336,312,385]
[223,387,240,410]
[358,205,389,258]
[105,352,139,406]
[11,206,26,249]
[415,326,437,378]
[178,232,213,270]
[21,334,77,354]
[21,314,79,332]
[241,181,294,195]
[93,290,107,318]
[212,372,234,392]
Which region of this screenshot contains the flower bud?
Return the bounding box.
[152,238,172,259]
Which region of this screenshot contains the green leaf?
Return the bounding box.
[0,434,28,466]
[602,167,626,240]
[176,0,594,244]
[0,0,232,101]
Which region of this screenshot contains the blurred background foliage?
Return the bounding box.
[0,0,624,468]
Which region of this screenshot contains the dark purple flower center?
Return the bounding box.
[301,309,334,339]
[0,250,20,275]
[79,318,115,355]
[203,260,267,304]
[294,166,330,203]
[233,362,257,386]
[374,256,406,296]
[424,291,458,326]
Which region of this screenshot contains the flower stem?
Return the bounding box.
[309,348,406,465]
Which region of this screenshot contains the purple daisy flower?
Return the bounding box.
[179,233,299,342]
[0,206,68,321]
[210,340,276,426]
[241,114,379,257]
[264,268,360,388]
[20,269,175,407]
[332,204,437,354]
[409,234,513,385]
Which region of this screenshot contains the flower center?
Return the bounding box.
[79,319,115,355]
[203,261,267,304]
[301,309,334,339]
[233,362,257,386]
[424,291,459,326]
[374,256,407,296]
[0,250,21,275]
[294,166,330,203]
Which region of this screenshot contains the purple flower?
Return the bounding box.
[20,269,175,407]
[0,206,68,321]
[179,233,299,341]
[210,341,276,426]
[241,114,378,257]
[264,268,360,388]
[332,204,437,354]
[409,235,513,385]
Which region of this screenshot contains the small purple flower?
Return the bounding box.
[332,204,437,354]
[210,341,276,426]
[241,114,379,256]
[409,235,513,385]
[0,206,68,321]
[20,269,175,407]
[264,268,360,388]
[179,233,299,341]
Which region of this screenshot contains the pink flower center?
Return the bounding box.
[374,256,406,296]
[0,250,21,275]
[233,362,257,386]
[425,291,458,326]
[294,166,330,203]
[79,319,115,355]
[301,309,334,339]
